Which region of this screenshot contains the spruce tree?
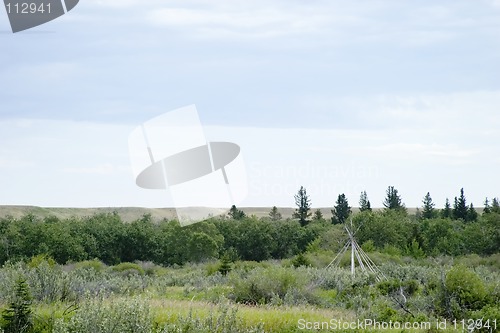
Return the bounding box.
[293,186,311,227]
[483,198,491,215]
[383,186,406,212]
[467,203,478,222]
[452,188,468,220]
[228,205,245,220]
[332,193,351,225]
[268,206,282,221]
[218,253,232,276]
[313,209,323,221]
[492,197,500,214]
[359,191,372,212]
[422,192,436,219]
[441,198,452,218]
[1,277,33,333]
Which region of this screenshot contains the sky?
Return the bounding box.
[0,0,499,209]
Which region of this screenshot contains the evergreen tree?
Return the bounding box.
[332,193,351,225]
[422,192,436,219]
[268,206,282,221]
[218,253,232,276]
[492,197,500,214]
[441,198,452,218]
[228,205,245,220]
[293,186,312,227]
[359,191,372,212]
[467,203,478,222]
[383,186,406,212]
[483,198,491,215]
[1,277,33,333]
[452,188,468,220]
[313,209,323,221]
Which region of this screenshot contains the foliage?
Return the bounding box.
[292,186,311,227]
[331,193,351,225]
[228,205,246,220]
[441,198,452,219]
[1,276,33,333]
[421,192,436,219]
[53,297,152,333]
[268,206,282,221]
[383,186,406,213]
[359,191,371,212]
[452,188,469,221]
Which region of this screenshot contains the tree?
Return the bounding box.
[331,193,351,225]
[313,209,323,221]
[218,252,232,276]
[441,198,452,219]
[483,198,491,215]
[1,277,33,333]
[293,186,312,227]
[421,192,436,219]
[359,191,372,212]
[268,206,282,221]
[492,197,500,214]
[467,203,478,222]
[228,205,245,220]
[452,188,468,221]
[383,186,406,212]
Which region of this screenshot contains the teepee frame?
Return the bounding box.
[326,219,387,282]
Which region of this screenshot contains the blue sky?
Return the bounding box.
[1,0,499,208]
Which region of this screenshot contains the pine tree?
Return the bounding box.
[1,277,33,333]
[452,188,468,220]
[383,186,406,212]
[359,191,372,212]
[293,186,312,227]
[422,192,436,219]
[268,206,282,221]
[483,198,491,215]
[332,193,351,225]
[228,205,245,220]
[313,209,323,221]
[218,253,232,276]
[467,203,478,222]
[492,197,500,214]
[441,198,452,218]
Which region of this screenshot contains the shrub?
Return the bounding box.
[53,297,152,333]
[1,277,33,333]
[445,265,486,311]
[111,262,145,276]
[229,266,310,305]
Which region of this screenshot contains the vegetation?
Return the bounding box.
[0,185,498,332]
[292,186,311,227]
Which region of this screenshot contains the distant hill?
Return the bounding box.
[0,206,425,222]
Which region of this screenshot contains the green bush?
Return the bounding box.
[445,265,486,311]
[111,262,145,276]
[1,277,33,333]
[229,266,311,305]
[53,297,151,333]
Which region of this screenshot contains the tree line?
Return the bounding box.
[0,186,498,266]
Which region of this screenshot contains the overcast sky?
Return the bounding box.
[1,0,499,209]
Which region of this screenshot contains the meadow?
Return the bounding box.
[0,206,499,332]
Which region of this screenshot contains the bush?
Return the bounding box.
[229,266,311,305]
[445,265,486,311]
[1,277,33,333]
[111,262,145,276]
[53,297,151,333]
